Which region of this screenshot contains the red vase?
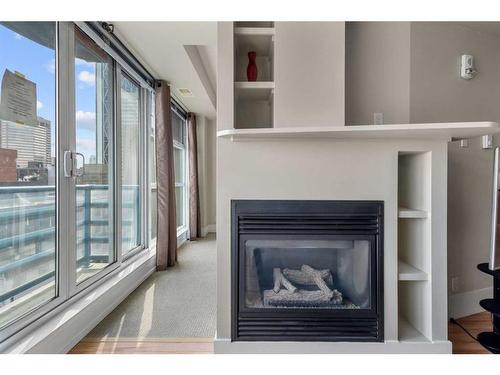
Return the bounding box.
[247,51,258,81]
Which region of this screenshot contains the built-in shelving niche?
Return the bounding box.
[397,151,432,343]
[234,22,275,129]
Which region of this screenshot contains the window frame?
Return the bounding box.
[0,21,64,343]
[0,21,155,344]
[171,103,189,237]
[71,24,119,293]
[117,68,146,260]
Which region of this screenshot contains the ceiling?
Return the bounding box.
[113,22,217,119]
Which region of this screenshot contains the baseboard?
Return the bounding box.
[448,286,493,319]
[201,224,216,237]
[214,338,452,354]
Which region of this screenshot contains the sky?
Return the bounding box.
[0,23,98,161]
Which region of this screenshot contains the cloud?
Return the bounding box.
[37,100,43,110]
[75,58,94,67]
[14,33,23,40]
[76,110,96,130]
[76,138,95,150]
[45,59,55,74]
[76,137,96,160]
[78,70,95,86]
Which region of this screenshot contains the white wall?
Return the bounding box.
[205,118,217,228]
[197,115,217,235]
[409,23,500,312]
[345,22,411,125]
[274,22,345,127]
[345,22,500,314]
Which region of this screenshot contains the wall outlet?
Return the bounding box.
[482,134,493,149]
[451,277,460,292]
[373,112,384,125]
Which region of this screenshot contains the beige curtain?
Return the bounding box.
[187,113,201,240]
[155,81,177,269]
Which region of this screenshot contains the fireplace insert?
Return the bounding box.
[231,200,384,342]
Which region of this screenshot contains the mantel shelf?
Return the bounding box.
[217,122,500,141]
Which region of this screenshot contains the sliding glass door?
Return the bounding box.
[0,22,58,329]
[0,22,153,341]
[74,27,115,283]
[119,73,142,255]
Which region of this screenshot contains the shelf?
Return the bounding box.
[477,263,500,278]
[235,82,274,101]
[399,316,430,343]
[234,27,275,36]
[235,81,275,89]
[477,332,500,354]
[218,122,500,141]
[234,28,274,56]
[235,22,274,28]
[398,207,428,219]
[480,299,500,315]
[398,260,428,281]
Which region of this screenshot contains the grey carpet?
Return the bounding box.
[88,234,216,339]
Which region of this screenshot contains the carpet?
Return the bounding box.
[88,234,216,339]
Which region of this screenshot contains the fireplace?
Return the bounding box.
[231,200,384,342]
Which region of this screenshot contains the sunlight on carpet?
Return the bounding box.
[87,234,216,339]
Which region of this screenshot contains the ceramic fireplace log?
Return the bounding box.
[283,268,333,286]
[273,268,297,294]
[301,265,334,300]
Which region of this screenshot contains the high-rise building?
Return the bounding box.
[0,148,17,182]
[0,116,51,168]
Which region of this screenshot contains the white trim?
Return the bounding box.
[201,224,216,237]
[1,248,156,353]
[448,286,493,319]
[214,338,452,354]
[177,229,188,248]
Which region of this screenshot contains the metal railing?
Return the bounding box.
[0,184,140,304]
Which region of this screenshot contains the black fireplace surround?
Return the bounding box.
[231,200,384,342]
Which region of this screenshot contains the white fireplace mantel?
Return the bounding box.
[217,122,500,141]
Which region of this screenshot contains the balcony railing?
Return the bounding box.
[0,184,140,305]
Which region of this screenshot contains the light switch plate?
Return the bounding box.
[373,112,384,125]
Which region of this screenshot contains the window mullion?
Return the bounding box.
[58,22,77,298]
[115,65,123,265]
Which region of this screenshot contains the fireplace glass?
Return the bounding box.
[243,238,371,310]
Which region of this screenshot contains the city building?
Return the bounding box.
[0,148,17,183]
[0,116,51,168]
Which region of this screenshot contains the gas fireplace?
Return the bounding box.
[231,200,384,342]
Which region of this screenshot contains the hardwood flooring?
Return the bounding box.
[448,312,492,354]
[69,337,214,354]
[71,312,494,354]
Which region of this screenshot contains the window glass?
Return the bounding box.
[120,74,141,254]
[0,22,57,328]
[148,92,157,242]
[172,106,187,231]
[74,27,115,283]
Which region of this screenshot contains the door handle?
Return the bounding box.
[74,152,85,177]
[63,150,73,177]
[63,151,85,178]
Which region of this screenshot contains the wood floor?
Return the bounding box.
[448,312,492,354]
[69,337,214,354]
[70,312,493,354]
